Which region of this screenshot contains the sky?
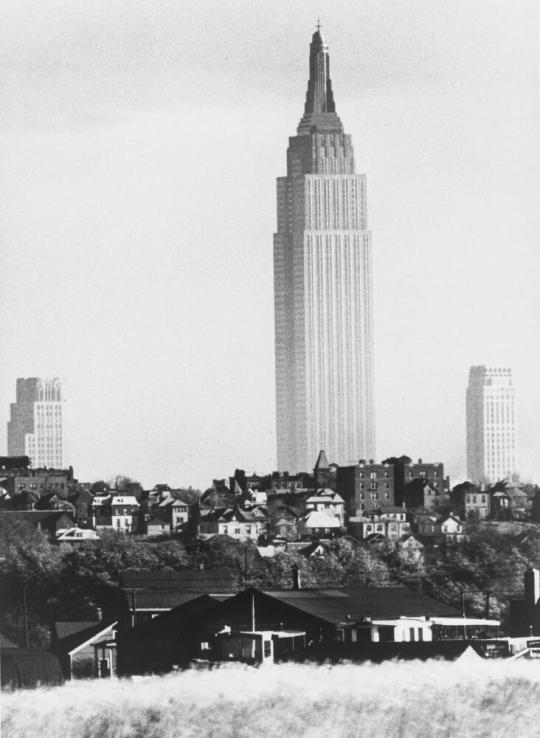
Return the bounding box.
[0,0,538,490]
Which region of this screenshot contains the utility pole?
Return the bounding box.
[23,586,29,648]
[130,586,136,629]
[461,587,468,640]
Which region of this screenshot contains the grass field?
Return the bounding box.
[3,659,540,738]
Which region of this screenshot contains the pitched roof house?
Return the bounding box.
[52,620,118,679]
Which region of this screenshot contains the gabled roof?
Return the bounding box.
[110,495,139,506]
[398,534,424,546]
[306,489,344,504]
[53,620,117,655]
[302,510,341,528]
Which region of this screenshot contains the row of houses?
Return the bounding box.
[51,565,511,679]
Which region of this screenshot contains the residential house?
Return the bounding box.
[506,484,531,519]
[348,507,410,542]
[273,515,299,541]
[415,513,463,543]
[451,483,489,520]
[198,506,266,542]
[68,488,94,527]
[438,515,464,543]
[404,480,439,512]
[380,457,447,507]
[93,494,140,533]
[56,527,100,544]
[52,619,118,679]
[111,495,140,533]
[305,489,345,526]
[298,509,342,538]
[147,495,190,536]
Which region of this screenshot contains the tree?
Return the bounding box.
[109,475,140,492]
[0,518,62,648]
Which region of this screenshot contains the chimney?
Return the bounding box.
[525,568,540,610]
[291,564,301,590]
[96,607,103,622]
[418,458,423,464]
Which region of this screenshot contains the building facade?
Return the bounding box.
[466,366,516,485]
[7,378,64,468]
[337,460,395,515]
[273,27,375,474]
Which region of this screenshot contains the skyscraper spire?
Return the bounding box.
[297,26,343,135]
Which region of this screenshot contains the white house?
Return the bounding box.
[305,489,345,526]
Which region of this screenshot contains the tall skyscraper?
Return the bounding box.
[7,377,64,468]
[466,366,516,485]
[273,26,375,473]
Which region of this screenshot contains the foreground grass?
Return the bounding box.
[3,659,540,738]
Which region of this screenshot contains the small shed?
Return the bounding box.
[1,636,64,690]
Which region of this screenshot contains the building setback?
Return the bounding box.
[273,27,375,474]
[466,366,516,485]
[7,378,64,468]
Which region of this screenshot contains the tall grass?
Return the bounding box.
[3,660,540,738]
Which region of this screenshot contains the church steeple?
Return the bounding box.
[297,24,344,135]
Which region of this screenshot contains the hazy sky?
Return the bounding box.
[1,0,538,489]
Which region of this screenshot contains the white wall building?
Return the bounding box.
[466,366,516,485]
[273,27,375,474]
[7,377,64,468]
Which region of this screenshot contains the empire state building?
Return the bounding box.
[273,27,375,473]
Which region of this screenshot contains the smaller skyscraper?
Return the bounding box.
[7,378,64,468]
[466,366,516,485]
